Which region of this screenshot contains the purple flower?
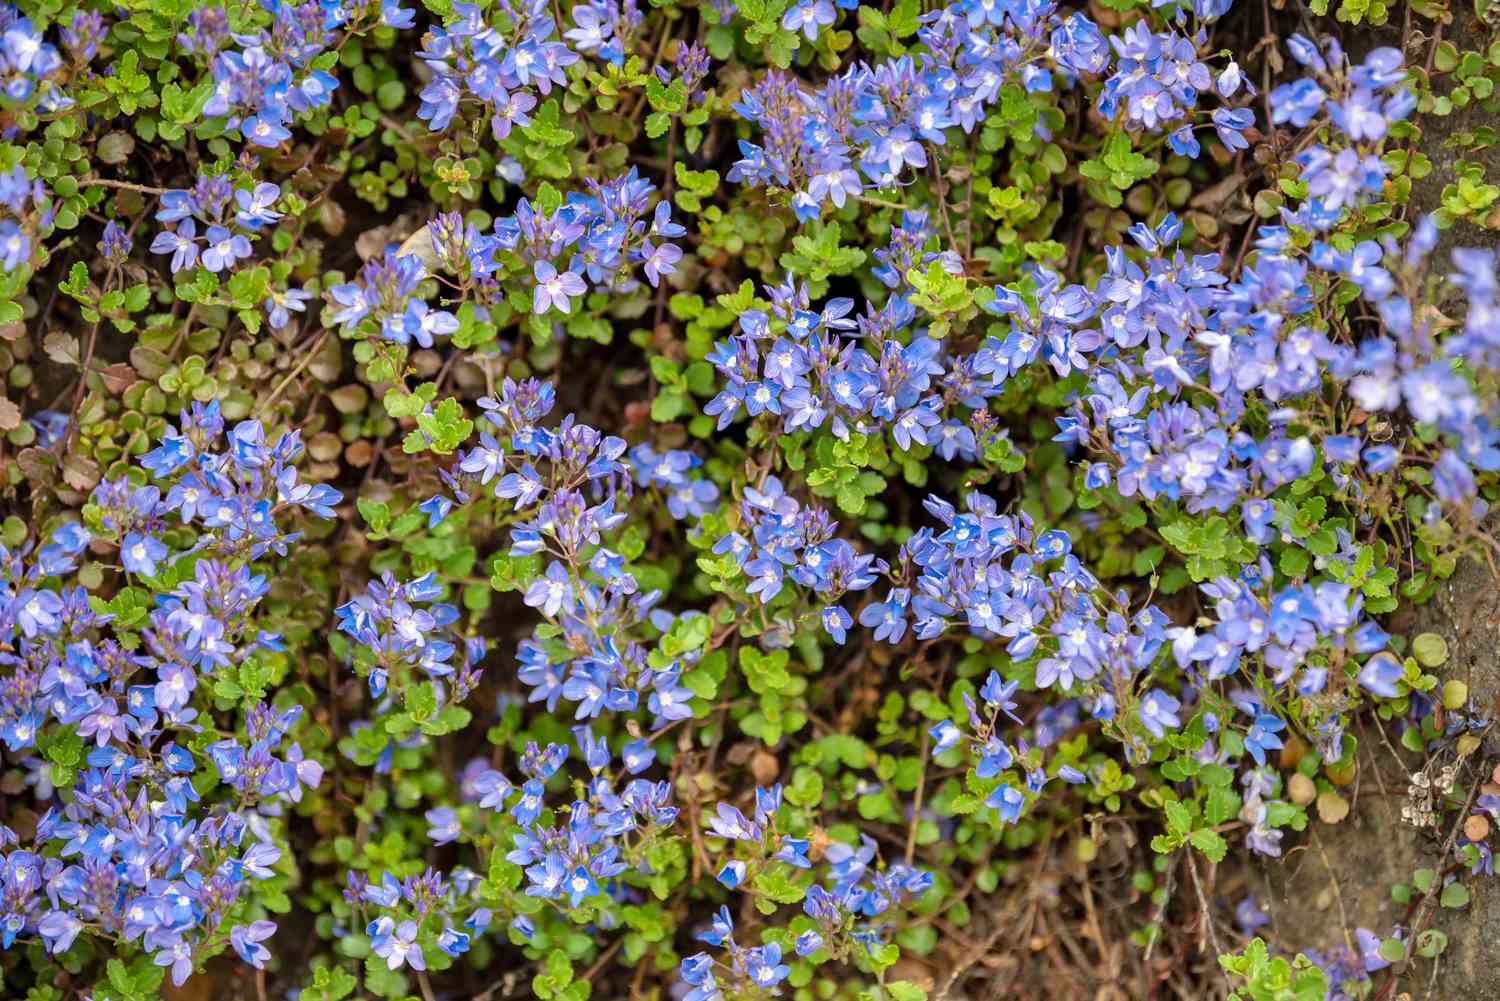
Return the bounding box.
[1138,688,1181,739]
[640,240,682,287]
[201,226,252,272]
[532,260,586,314]
[1357,652,1403,698]
[230,921,277,969]
[120,531,167,576]
[151,219,199,272]
[370,917,425,971]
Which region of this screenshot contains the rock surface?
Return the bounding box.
[1251,552,1500,999]
[1240,8,1500,996]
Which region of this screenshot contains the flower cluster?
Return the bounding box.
[681,785,932,998]
[336,571,485,705]
[415,0,576,135]
[349,866,492,973]
[1096,12,1252,147]
[0,411,338,982]
[463,727,676,915]
[712,475,886,644]
[0,162,46,272]
[416,169,686,327]
[444,378,702,724]
[566,0,643,66]
[626,442,720,520]
[149,174,283,275]
[329,250,458,347]
[5,0,1499,995]
[703,279,1011,460]
[1052,46,1497,522]
[198,0,348,148]
[0,5,71,123]
[728,0,1107,221]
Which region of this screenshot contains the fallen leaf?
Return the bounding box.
[100,363,136,394]
[43,331,79,367]
[397,224,443,273]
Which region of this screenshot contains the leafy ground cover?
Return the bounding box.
[0,0,1498,999]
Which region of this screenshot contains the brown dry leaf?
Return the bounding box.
[43,330,79,366]
[1288,773,1316,806]
[317,197,347,237]
[308,431,343,462]
[1189,172,1245,211]
[329,384,369,414]
[0,396,19,431]
[344,439,374,467]
[96,131,136,164]
[356,213,417,261]
[750,749,780,786]
[307,334,343,383]
[16,447,58,486]
[1278,734,1307,769]
[397,224,443,273]
[1186,210,1219,239]
[100,362,136,395]
[889,958,935,992]
[62,454,100,492]
[130,344,171,379]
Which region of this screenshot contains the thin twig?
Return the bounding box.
[904,725,930,866]
[80,177,168,195]
[1185,852,1221,959]
[259,330,329,410]
[581,938,623,982]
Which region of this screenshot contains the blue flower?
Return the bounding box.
[716,859,746,888]
[928,719,960,755]
[744,942,790,990]
[371,917,425,971]
[230,921,276,969]
[120,532,167,576]
[1243,713,1286,766]
[201,226,252,272]
[1357,652,1403,698]
[986,782,1025,823]
[1138,688,1182,739]
[426,806,460,845]
[150,219,199,272]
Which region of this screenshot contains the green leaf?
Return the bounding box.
[1188,828,1227,863]
[406,682,438,721]
[1440,882,1471,908]
[1411,632,1449,667]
